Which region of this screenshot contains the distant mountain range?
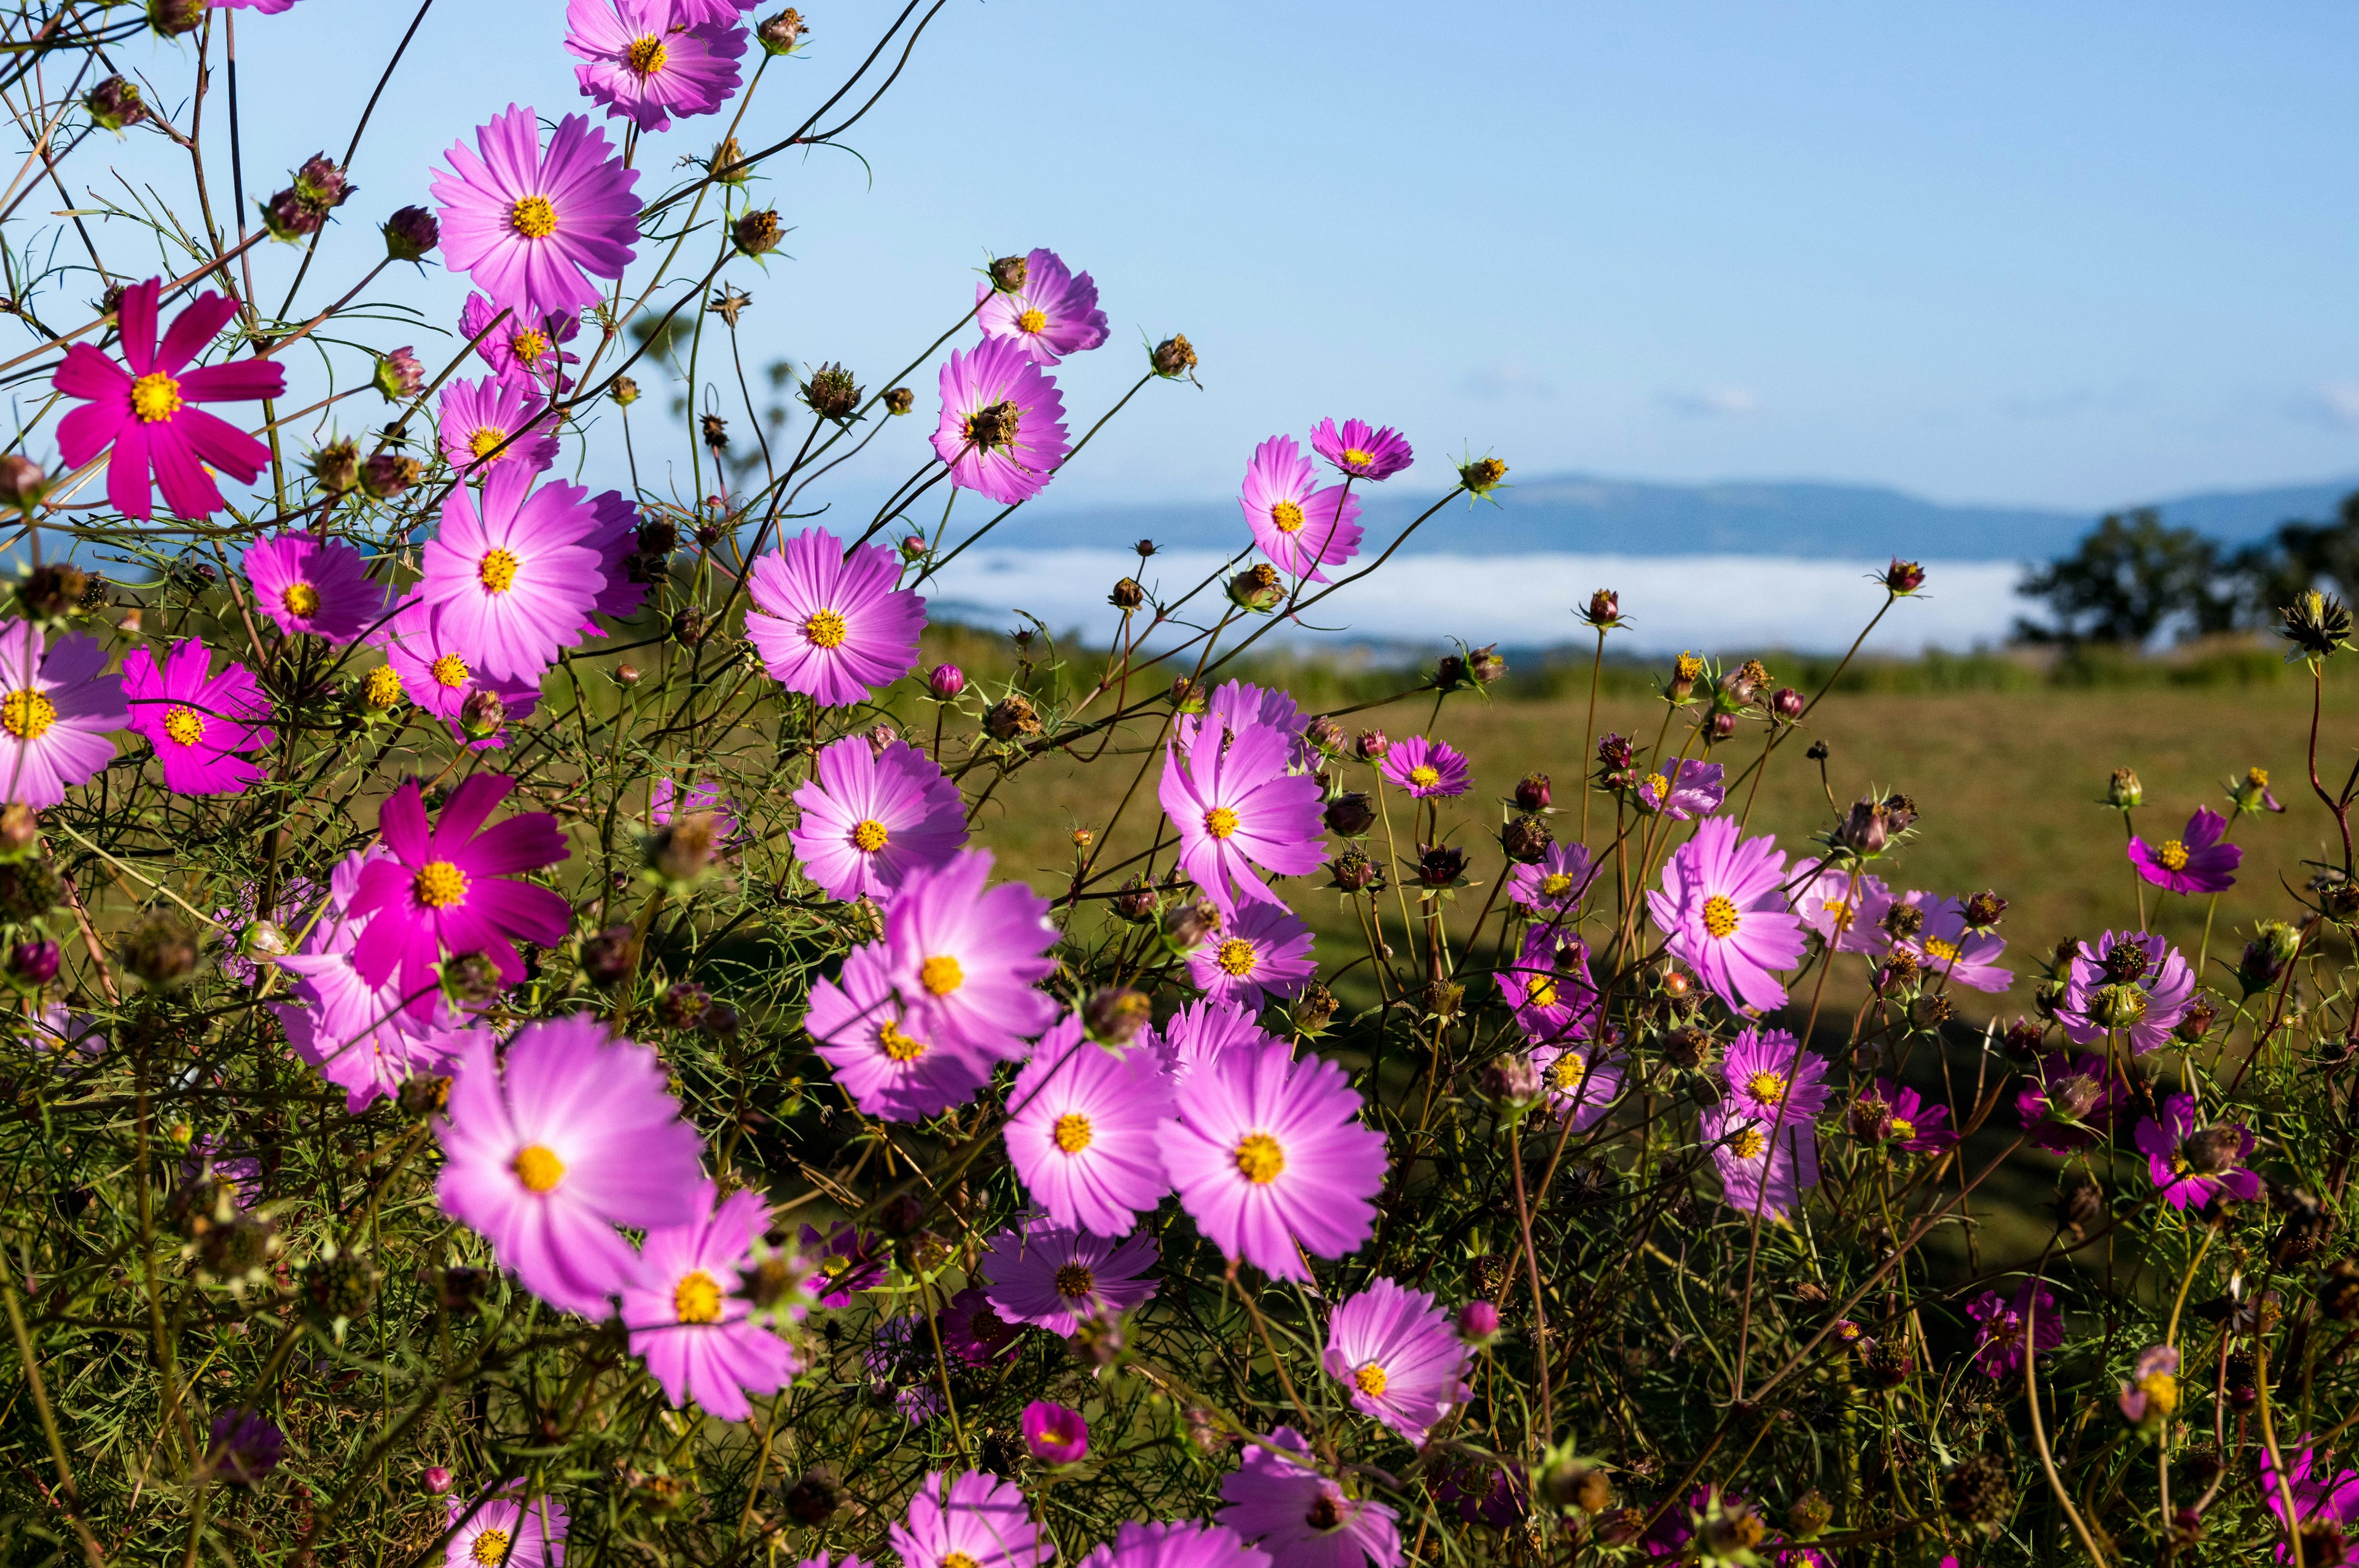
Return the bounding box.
[992,474,2359,562]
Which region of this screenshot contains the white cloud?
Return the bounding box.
[1458,360,1557,401]
[1661,386,1759,418]
[2312,381,2359,430]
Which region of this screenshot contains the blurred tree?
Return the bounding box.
[2014,508,2238,644]
[2224,491,2359,625]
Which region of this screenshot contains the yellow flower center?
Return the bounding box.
[130,369,182,424]
[878,1021,925,1062]
[431,653,470,688]
[1054,1263,1095,1298]
[920,954,963,996]
[1747,1070,1787,1106]
[511,1144,565,1192]
[1353,1363,1389,1397]
[1701,894,1741,939]
[1053,1112,1093,1153]
[1645,772,1669,801]
[1340,447,1375,467]
[1015,306,1047,334]
[1890,1117,1917,1141]
[1203,805,1239,838]
[851,818,889,852]
[1527,976,1559,1010]
[673,1269,722,1323]
[281,582,321,617]
[1551,1052,1585,1091]
[1215,937,1258,977]
[2248,767,2270,789]
[1540,873,1573,897]
[162,706,205,747]
[2157,839,2190,872]
[1824,896,1852,929]
[803,608,848,648]
[1922,936,1960,964]
[1234,1131,1285,1184]
[477,548,520,594]
[510,195,558,240]
[1408,765,1440,789]
[2141,1371,2180,1416]
[469,427,508,460]
[414,859,469,908]
[511,327,550,364]
[1269,499,1306,534]
[364,665,404,709]
[943,1554,981,1568]
[1730,1127,1767,1160]
[471,1528,512,1566]
[625,33,668,74]
[1,689,54,741]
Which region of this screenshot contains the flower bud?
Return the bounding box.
[362,663,404,711]
[709,137,748,185]
[2283,589,2356,658]
[650,811,720,884]
[2175,994,2216,1042]
[611,375,641,407]
[1328,849,1380,894]
[149,0,205,37]
[1500,814,1552,864]
[893,535,928,565]
[1169,676,1200,711]
[308,438,359,495]
[1109,576,1145,610]
[1355,728,1389,762]
[1111,875,1159,923]
[1458,456,1508,496]
[371,349,424,407]
[2105,766,2143,809]
[361,453,420,499]
[883,385,915,415]
[8,938,58,986]
[783,1473,840,1526]
[1770,686,1805,722]
[241,919,291,961]
[0,456,48,511]
[1292,981,1337,1036]
[581,926,635,986]
[987,253,1030,292]
[921,663,966,700]
[2000,1016,2043,1059]
[1466,643,1506,685]
[1787,1491,1832,1541]
[1323,792,1375,837]
[1481,1053,1541,1105]
[1508,771,1552,812]
[657,981,711,1031]
[866,724,901,755]
[16,564,85,623]
[2056,1177,2103,1236]
[985,693,1041,741]
[0,805,38,858]
[734,206,782,258]
[1160,899,1218,953]
[87,76,149,131]
[1226,563,1283,612]
[423,1465,453,1495]
[1595,732,1633,774]
[1457,1299,1501,1343]
[457,690,506,739]
[758,7,807,53]
[1705,710,1738,742]
[382,204,439,261]
[1665,650,1704,701]
[1084,986,1152,1046]
[1581,588,1622,629]
[1835,795,1892,856]
[1150,332,1199,381]
[1302,716,1345,755]
[1417,843,1467,888]
[800,360,861,422]
[1882,558,1927,595]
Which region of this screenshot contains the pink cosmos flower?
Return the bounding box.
[350,773,571,1021]
[745,528,928,708]
[419,462,607,681]
[2053,929,2193,1054]
[620,1182,797,1420]
[1721,1026,1830,1126]
[445,1494,567,1568]
[1892,891,2011,992]
[576,489,651,633]
[2263,1443,2359,1567]
[2137,1093,2261,1211]
[1635,757,1725,819]
[1321,1276,1469,1445]
[1309,417,1413,482]
[1239,434,1363,582]
[0,622,124,810]
[1966,1279,2063,1380]
[1498,925,1600,1048]
[1792,859,1893,954]
[941,1287,1020,1366]
[1160,719,1324,917]
[878,849,1060,1061]
[982,1219,1159,1333]
[1705,1101,1815,1219]
[1143,997,1275,1086]
[272,848,464,1110]
[978,249,1110,366]
[789,736,965,902]
[433,106,640,318]
[1531,1037,1621,1130]
[886,1471,1054,1568]
[381,598,543,751]
[122,639,273,796]
[213,0,307,14]
[1853,1078,1957,1154]
[808,943,988,1121]
[1187,901,1316,1012]
[799,1221,887,1308]
[1175,680,1312,762]
[1218,1426,1402,1568]
[1647,817,1806,1013]
[2014,1051,2124,1153]
[568,0,746,133]
[245,532,392,644]
[1078,1521,1272,1568]
[1006,1016,1174,1236]
[53,277,284,521]
[438,376,560,474]
[1380,734,1469,799]
[435,1015,705,1316]
[930,336,1071,505]
[1157,1039,1385,1281]
[2130,806,2242,895]
[1022,1400,1090,1464]
[460,292,582,389]
[1509,842,1597,916]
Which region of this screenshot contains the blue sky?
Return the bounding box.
[93,0,2359,515]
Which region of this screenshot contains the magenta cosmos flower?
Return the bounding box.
[1022,1400,1089,1464]
[887,1471,1054,1568]
[1079,1521,1271,1568]
[799,1221,887,1308]
[620,1182,796,1420]
[1509,842,1596,916]
[2015,1051,2125,1153]
[447,1494,566,1568]
[1892,891,2011,992]
[273,848,463,1112]
[1721,1026,1830,1127]
[1240,434,1363,582]
[1498,926,1600,1048]
[1144,997,1275,1086]
[122,639,273,796]
[1380,733,1469,800]
[1157,1039,1385,1281]
[931,335,1072,505]
[789,736,965,902]
[576,487,649,632]
[746,528,928,708]
[1188,902,1316,1012]
[1705,1101,1815,1220]
[53,277,284,521]
[1321,1276,1469,1445]
[1309,417,1413,482]
[351,773,571,1021]
[808,943,988,1121]
[1218,1426,1402,1568]
[1160,719,1324,917]
[2130,805,2242,895]
[1966,1279,2063,1380]
[382,598,542,751]
[1637,757,1725,819]
[245,532,391,643]
[1176,679,1311,759]
[568,0,746,133]
[982,1219,1159,1333]
[420,462,606,681]
[1006,1015,1174,1236]
[978,248,1109,366]
[880,848,1060,1060]
[1532,1037,1621,1131]
[439,376,560,475]
[461,292,581,389]
[0,622,123,810]
[436,1015,705,1316]
[2263,1443,2359,1567]
[434,106,640,318]
[1854,1078,1957,1155]
[1648,817,1806,1013]
[942,1286,1020,1366]
[2053,929,2193,1054]
[2137,1094,2261,1211]
[1792,859,1893,954]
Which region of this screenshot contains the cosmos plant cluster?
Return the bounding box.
[9,3,2359,1568]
